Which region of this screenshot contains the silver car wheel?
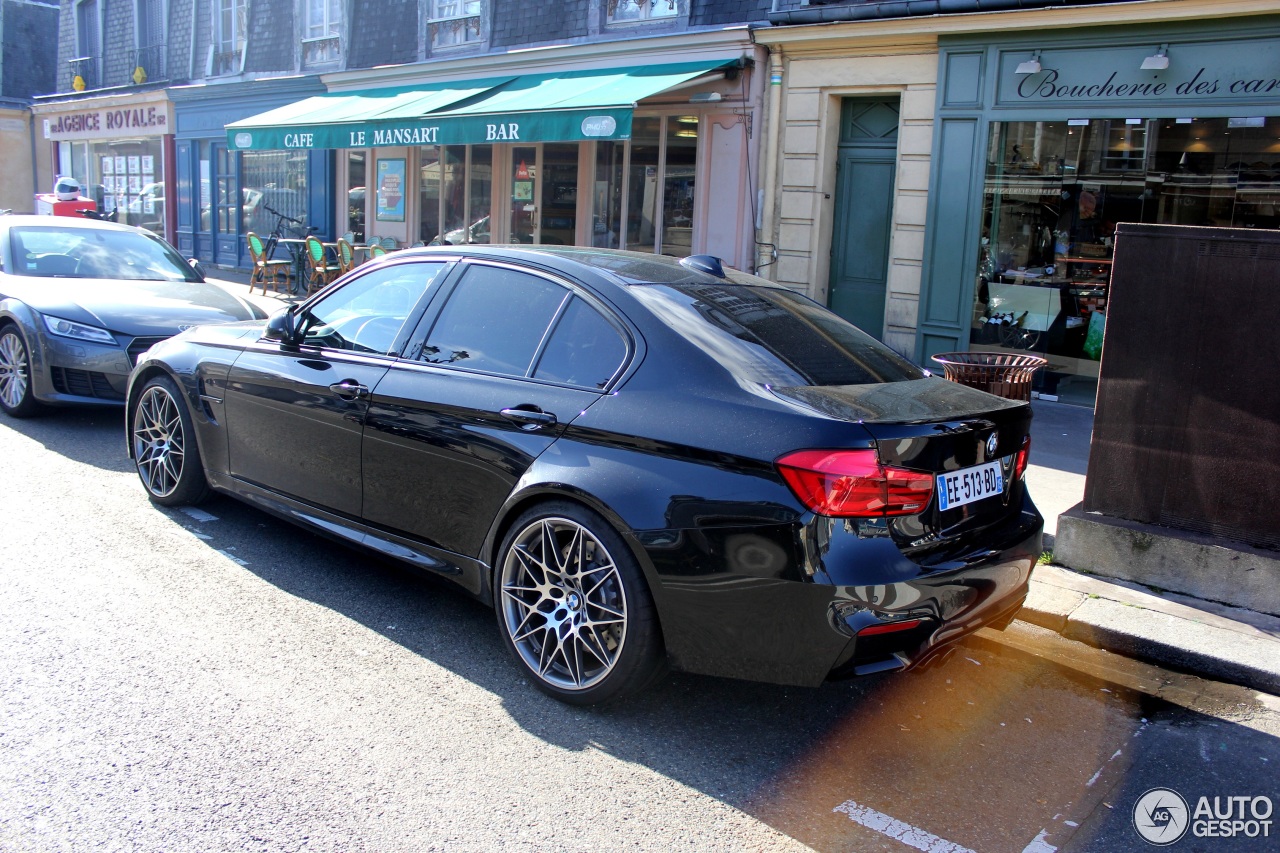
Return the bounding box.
[0,330,30,410]
[500,516,629,691]
[133,384,187,499]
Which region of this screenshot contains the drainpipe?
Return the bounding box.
[757,50,784,278]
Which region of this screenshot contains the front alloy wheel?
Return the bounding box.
[132,376,209,506]
[497,504,663,704]
[0,326,43,418]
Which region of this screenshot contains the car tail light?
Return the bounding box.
[1014,436,1031,480]
[775,449,935,518]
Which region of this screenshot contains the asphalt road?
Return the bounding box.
[2,407,1277,852]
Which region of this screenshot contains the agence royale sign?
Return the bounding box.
[43,104,172,141]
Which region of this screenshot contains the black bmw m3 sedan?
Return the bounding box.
[127,246,1042,704]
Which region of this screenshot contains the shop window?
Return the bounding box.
[241,150,309,236]
[606,0,678,24]
[304,0,342,66]
[426,0,482,50]
[419,148,442,244]
[346,151,366,243]
[212,0,247,76]
[58,139,165,229]
[624,115,697,256]
[973,116,1280,405]
[593,142,624,249]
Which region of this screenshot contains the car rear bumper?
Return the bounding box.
[643,492,1043,687]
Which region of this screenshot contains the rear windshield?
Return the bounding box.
[630,282,926,386]
[7,225,201,282]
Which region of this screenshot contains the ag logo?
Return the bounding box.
[1134,787,1190,845]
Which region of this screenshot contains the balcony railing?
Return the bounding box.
[212,49,243,76]
[302,35,341,67]
[68,56,99,91]
[130,43,166,84]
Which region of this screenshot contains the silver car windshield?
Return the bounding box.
[8,226,200,282]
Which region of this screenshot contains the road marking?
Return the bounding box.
[217,549,248,567]
[181,507,219,523]
[833,800,975,853]
[1021,828,1057,853]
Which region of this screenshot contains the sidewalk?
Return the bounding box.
[207,266,1280,695]
[1024,400,1280,695]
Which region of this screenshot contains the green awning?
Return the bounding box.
[226,60,734,151]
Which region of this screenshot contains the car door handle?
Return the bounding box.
[329,380,370,401]
[500,407,557,429]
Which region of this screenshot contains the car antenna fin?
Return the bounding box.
[679,254,727,278]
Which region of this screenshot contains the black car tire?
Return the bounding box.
[0,324,46,418]
[131,375,210,507]
[495,501,666,705]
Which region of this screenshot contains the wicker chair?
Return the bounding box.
[336,237,357,274]
[304,235,342,294]
[368,243,387,259]
[246,232,292,295]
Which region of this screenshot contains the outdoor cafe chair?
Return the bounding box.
[304,235,342,294]
[336,237,357,274]
[246,232,292,295]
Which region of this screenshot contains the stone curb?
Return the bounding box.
[1019,566,1280,695]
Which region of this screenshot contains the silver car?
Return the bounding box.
[0,215,266,417]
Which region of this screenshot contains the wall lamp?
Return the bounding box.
[1142,45,1170,71]
[1015,52,1042,76]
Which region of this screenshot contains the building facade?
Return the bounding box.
[757,0,1280,404]
[36,0,775,272]
[0,0,59,212]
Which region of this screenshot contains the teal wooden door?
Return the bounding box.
[828,99,899,339]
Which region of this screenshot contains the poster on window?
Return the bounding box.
[115,156,127,175]
[376,159,406,222]
[128,156,141,175]
[102,157,114,175]
[141,155,154,176]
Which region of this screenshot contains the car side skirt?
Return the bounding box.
[207,470,489,596]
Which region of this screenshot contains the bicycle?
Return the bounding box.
[260,204,318,295]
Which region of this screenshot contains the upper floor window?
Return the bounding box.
[72,0,101,90]
[427,0,481,50]
[304,0,342,66]
[606,0,678,24]
[212,0,247,76]
[134,0,167,83]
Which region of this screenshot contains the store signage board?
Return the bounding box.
[228,108,632,151]
[995,39,1280,109]
[43,104,172,141]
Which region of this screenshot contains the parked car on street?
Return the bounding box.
[126,246,1042,704]
[0,215,267,417]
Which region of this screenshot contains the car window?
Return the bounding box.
[629,283,927,387]
[8,225,200,281]
[532,296,627,389]
[302,262,447,356]
[419,265,569,377]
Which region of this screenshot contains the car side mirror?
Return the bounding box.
[263,306,302,346]
[188,258,206,280]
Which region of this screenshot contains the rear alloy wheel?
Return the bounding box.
[0,325,44,418]
[497,503,664,705]
[131,376,210,506]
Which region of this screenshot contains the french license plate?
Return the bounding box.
[937,460,1005,511]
